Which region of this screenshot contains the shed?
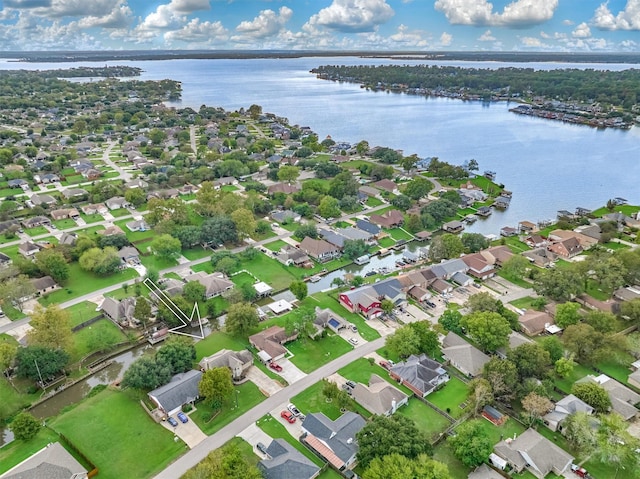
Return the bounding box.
[482,405,506,425]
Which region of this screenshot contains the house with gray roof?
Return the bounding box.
[442,332,490,378]
[336,227,373,243]
[31,276,57,296]
[338,278,406,318]
[493,428,574,478]
[389,354,449,397]
[126,219,149,232]
[22,216,51,228]
[118,246,140,265]
[271,209,301,223]
[258,439,320,479]
[148,370,203,417]
[0,252,12,268]
[100,296,137,326]
[184,271,234,299]
[430,258,468,280]
[355,219,381,236]
[28,193,57,207]
[496,331,533,359]
[18,241,44,258]
[351,374,408,416]
[198,349,253,380]
[301,412,366,471]
[468,464,504,479]
[276,245,312,268]
[106,196,129,210]
[0,442,88,479]
[60,188,88,200]
[543,394,594,432]
[313,307,347,337]
[318,229,347,249]
[576,374,640,420]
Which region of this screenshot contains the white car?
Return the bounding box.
[348,338,358,346]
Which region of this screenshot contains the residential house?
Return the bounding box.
[198,349,253,380]
[523,248,556,268]
[629,366,640,389]
[407,285,432,302]
[442,220,464,234]
[82,203,107,215]
[518,310,556,336]
[369,210,404,228]
[126,219,149,232]
[249,325,298,362]
[518,220,537,234]
[299,237,340,263]
[50,208,79,220]
[125,178,149,189]
[442,332,490,378]
[547,237,583,259]
[389,354,450,397]
[476,206,492,217]
[301,412,366,471]
[22,216,51,228]
[430,278,454,295]
[184,271,234,299]
[118,246,140,265]
[271,210,301,223]
[494,195,511,209]
[493,428,574,479]
[548,229,598,250]
[355,219,381,237]
[81,168,102,180]
[543,394,594,432]
[351,374,409,416]
[482,245,514,266]
[358,185,381,199]
[106,196,129,210]
[468,464,504,479]
[276,245,312,268]
[524,235,547,248]
[31,276,57,296]
[372,179,399,194]
[339,278,405,318]
[267,183,300,195]
[312,307,347,336]
[574,224,602,241]
[29,193,57,208]
[337,227,374,243]
[58,232,78,246]
[99,225,126,237]
[496,331,532,359]
[258,439,321,479]
[19,241,45,258]
[452,271,474,287]
[430,258,468,280]
[576,374,640,421]
[461,253,495,279]
[7,178,28,189]
[100,297,137,326]
[0,252,12,269]
[33,173,60,184]
[148,370,203,417]
[0,442,88,479]
[318,229,347,249]
[60,188,88,201]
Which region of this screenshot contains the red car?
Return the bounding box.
[269,362,283,372]
[281,410,296,423]
[379,360,391,370]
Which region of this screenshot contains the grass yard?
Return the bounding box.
[79,212,105,224]
[50,388,185,479]
[227,437,260,467]
[0,427,60,475]
[365,196,383,207]
[139,254,178,272]
[497,269,532,289]
[585,281,611,301]
[195,331,250,361]
[52,218,77,229]
[38,262,139,306]
[497,236,531,253]
[181,247,211,261]
[114,219,155,242]
[256,414,324,466]
[596,350,636,386]
[553,363,596,394]
[318,469,343,479]
[287,333,353,373]
[251,229,276,242]
[65,301,101,327]
[263,239,288,252]
[109,208,130,218]
[0,376,40,422]
[1,303,26,321]
[190,381,266,435]
[509,296,539,310]
[231,271,257,289]
[221,185,239,192]
[25,226,49,237]
[432,441,469,479]
[427,377,471,418]
[385,227,413,241]
[71,319,128,363]
[290,380,370,420]
[74,225,106,236]
[397,399,451,441]
[473,415,526,445]
[592,204,640,217]
[377,236,396,248]
[228,253,297,291]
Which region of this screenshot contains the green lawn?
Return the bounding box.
[385,227,413,241]
[318,468,343,479]
[338,358,415,397]
[290,380,370,420]
[365,196,383,207]
[0,376,40,422]
[432,441,469,479]
[231,271,257,289]
[190,381,266,435]
[114,220,155,242]
[497,236,531,253]
[52,218,77,229]
[139,254,178,271]
[256,413,324,466]
[287,333,353,373]
[65,301,101,327]
[377,236,396,248]
[553,363,596,394]
[592,204,640,217]
[473,415,526,446]
[497,269,532,289]
[397,399,451,441]
[596,350,636,386]
[25,226,49,237]
[427,377,471,418]
[38,263,139,306]
[263,239,288,252]
[221,185,239,192]
[73,225,106,236]
[1,303,26,321]
[79,213,104,224]
[194,331,250,361]
[109,208,130,218]
[509,296,539,310]
[50,389,185,479]
[71,319,128,363]
[0,427,60,475]
[181,247,212,261]
[228,252,298,291]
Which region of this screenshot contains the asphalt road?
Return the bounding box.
[153,336,386,479]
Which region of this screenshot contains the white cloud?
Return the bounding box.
[478,29,495,41]
[592,0,640,30]
[572,22,591,38]
[233,6,292,39]
[520,36,542,47]
[388,24,428,47]
[306,0,394,33]
[169,0,210,14]
[164,18,227,45]
[435,0,558,27]
[440,31,452,46]
[620,39,637,48]
[30,0,125,19]
[3,0,50,8]
[562,19,574,25]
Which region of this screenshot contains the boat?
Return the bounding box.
[354,254,370,265]
[308,275,321,283]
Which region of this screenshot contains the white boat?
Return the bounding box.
[355,254,370,265]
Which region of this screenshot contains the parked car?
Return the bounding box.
[177,412,189,423]
[269,361,283,372]
[348,338,358,346]
[281,410,296,423]
[287,403,302,417]
[571,465,590,478]
[379,360,391,370]
[341,383,353,394]
[350,324,358,332]
[256,442,268,455]
[345,380,356,389]
[425,301,437,309]
[167,417,178,427]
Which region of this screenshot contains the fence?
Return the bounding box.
[51,428,99,478]
[71,314,105,332]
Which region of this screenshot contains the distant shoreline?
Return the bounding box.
[3,50,640,64]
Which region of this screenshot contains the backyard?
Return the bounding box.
[256,413,324,466]
[427,377,471,419]
[396,399,451,441]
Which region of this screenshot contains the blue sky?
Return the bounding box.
[0,0,638,51]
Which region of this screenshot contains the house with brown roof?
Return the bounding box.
[299,237,340,263]
[31,276,58,296]
[50,208,79,220]
[441,332,490,377]
[369,209,404,228]
[525,234,547,248]
[372,179,399,194]
[198,349,253,380]
[184,271,234,299]
[518,220,537,233]
[481,245,514,266]
[351,374,409,416]
[276,245,313,268]
[249,325,298,362]
[548,229,598,250]
[82,203,107,215]
[462,253,495,280]
[99,225,126,237]
[442,220,464,234]
[518,310,556,336]
[547,237,583,259]
[267,183,300,195]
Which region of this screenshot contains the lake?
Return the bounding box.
[2,56,639,234]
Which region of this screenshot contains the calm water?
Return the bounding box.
[2,56,639,234]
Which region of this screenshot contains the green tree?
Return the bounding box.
[380,299,395,315]
[150,234,182,259]
[328,171,358,200]
[156,336,196,374]
[318,195,341,218]
[391,194,412,211]
[410,321,440,357]
[554,355,576,378]
[439,309,463,334]
[183,281,206,303]
[125,187,146,207]
[403,177,432,200]
[15,346,69,381]
[448,419,493,467]
[585,309,616,333]
[10,412,41,441]
[0,341,17,373]
[225,302,259,336]
[461,233,489,253]
[571,381,612,413]
[27,305,73,352]
[465,292,500,313]
[79,247,121,276]
[540,336,565,362]
[199,367,234,411]
[428,234,464,261]
[562,412,597,454]
[34,249,69,284]
[507,343,551,380]
[469,378,494,414]
[356,414,431,469]
[293,223,318,240]
[460,311,511,352]
[0,274,36,312]
[277,165,300,184]
[121,356,172,390]
[563,323,608,364]
[521,392,554,426]
[231,208,257,239]
[483,357,518,401]
[289,280,308,301]
[182,443,263,479]
[500,254,530,279]
[364,453,451,479]
[133,297,152,329]
[594,413,640,477]
[555,302,582,328]
[342,239,368,260]
[385,325,421,359]
[534,268,584,302]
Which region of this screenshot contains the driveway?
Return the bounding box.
[236,423,273,458]
[159,413,207,449]
[274,358,307,384]
[268,403,303,439]
[245,366,284,396]
[364,317,397,336]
